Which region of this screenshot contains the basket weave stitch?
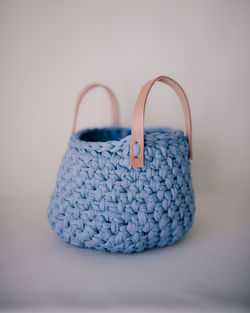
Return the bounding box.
[48,126,195,253]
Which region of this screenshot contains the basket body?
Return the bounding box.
[48,126,195,253]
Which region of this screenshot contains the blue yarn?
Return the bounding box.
[48,126,195,253]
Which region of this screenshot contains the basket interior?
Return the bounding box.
[79,127,131,142]
[77,126,184,144]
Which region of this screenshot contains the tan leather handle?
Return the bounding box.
[130,76,193,167]
[72,83,120,135]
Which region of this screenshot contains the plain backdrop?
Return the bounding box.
[0,0,250,312]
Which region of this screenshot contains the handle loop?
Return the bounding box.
[72,83,120,135]
[130,76,193,167]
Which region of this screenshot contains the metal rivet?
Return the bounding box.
[134,141,140,158]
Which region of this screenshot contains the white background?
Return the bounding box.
[0,0,250,312]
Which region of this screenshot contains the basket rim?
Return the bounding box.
[69,126,186,152]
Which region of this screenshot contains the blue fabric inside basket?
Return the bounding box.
[78,126,184,143]
[79,127,131,142]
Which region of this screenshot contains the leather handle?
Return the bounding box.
[72,83,120,135]
[130,76,193,167]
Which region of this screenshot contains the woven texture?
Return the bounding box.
[48,126,195,253]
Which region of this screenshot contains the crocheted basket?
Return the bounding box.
[48,76,195,253]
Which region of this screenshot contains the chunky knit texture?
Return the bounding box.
[48,126,195,253]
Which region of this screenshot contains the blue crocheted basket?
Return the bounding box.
[48,77,195,253]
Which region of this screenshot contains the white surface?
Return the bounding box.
[1,0,250,312]
[0,192,249,312]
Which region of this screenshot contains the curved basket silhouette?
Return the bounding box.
[48,77,195,253]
